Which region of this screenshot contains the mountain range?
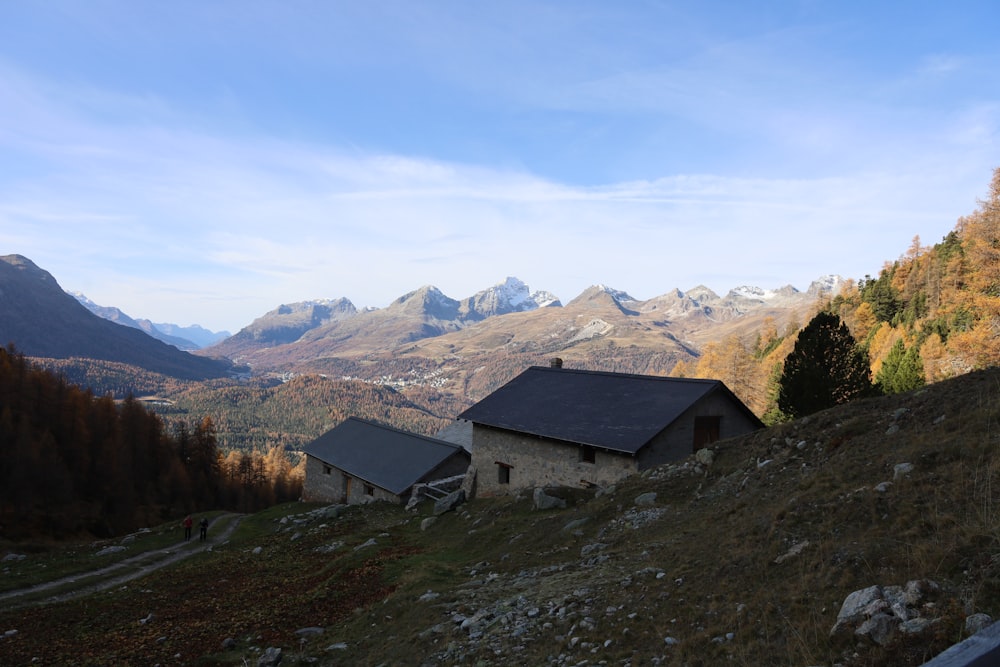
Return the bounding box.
[71,292,230,350]
[0,253,844,389]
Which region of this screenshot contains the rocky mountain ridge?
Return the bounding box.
[0,254,233,381]
[71,293,230,351]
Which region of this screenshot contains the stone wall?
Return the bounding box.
[470,426,638,496]
[302,455,401,505]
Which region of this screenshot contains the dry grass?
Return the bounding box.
[1,368,999,666]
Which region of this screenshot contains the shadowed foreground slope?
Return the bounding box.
[1,367,999,666]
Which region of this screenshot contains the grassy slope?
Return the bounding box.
[1,367,998,666]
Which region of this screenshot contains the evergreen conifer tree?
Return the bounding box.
[877,339,925,394]
[778,311,872,418]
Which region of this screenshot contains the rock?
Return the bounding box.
[326,642,348,650]
[257,646,283,667]
[252,546,263,555]
[634,492,657,506]
[856,612,898,646]
[695,448,714,466]
[563,518,590,532]
[831,585,883,636]
[900,617,937,635]
[594,484,616,498]
[966,613,993,635]
[434,489,466,515]
[532,488,566,510]
[421,516,438,531]
[139,612,154,625]
[1,554,26,562]
[893,463,914,480]
[664,636,679,646]
[419,591,440,602]
[221,637,237,650]
[295,627,324,637]
[774,540,809,564]
[353,538,377,551]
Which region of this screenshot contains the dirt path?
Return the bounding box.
[0,513,244,609]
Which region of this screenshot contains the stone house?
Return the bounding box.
[302,417,471,505]
[457,365,764,496]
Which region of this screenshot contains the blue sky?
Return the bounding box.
[1,1,998,333]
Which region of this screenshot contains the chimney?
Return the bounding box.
[550,357,563,368]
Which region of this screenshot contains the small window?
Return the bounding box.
[580,446,596,464]
[363,484,374,496]
[497,462,511,485]
[322,464,332,475]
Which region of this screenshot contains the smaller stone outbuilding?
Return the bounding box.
[302,417,470,505]
[459,365,764,496]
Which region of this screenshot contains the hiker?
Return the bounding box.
[183,515,193,541]
[199,517,209,542]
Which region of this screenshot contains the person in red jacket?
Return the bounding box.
[183,515,193,541]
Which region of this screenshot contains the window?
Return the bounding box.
[580,446,596,464]
[496,462,511,485]
[693,416,721,450]
[322,464,332,475]
[364,484,374,496]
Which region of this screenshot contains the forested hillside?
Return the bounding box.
[157,374,464,451]
[0,346,301,540]
[673,167,1000,423]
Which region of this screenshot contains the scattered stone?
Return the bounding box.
[419,591,440,602]
[563,518,590,532]
[966,613,993,635]
[290,532,303,542]
[295,627,324,637]
[664,636,679,646]
[221,637,237,651]
[893,462,914,480]
[2,554,26,562]
[933,415,946,425]
[326,642,348,651]
[434,489,466,515]
[532,488,566,510]
[257,646,282,667]
[875,482,892,493]
[139,612,154,625]
[695,448,714,466]
[353,538,378,551]
[252,546,263,555]
[314,540,344,554]
[421,516,438,531]
[774,540,810,564]
[856,612,897,646]
[634,492,657,506]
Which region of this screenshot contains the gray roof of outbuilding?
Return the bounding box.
[457,366,760,455]
[302,417,469,495]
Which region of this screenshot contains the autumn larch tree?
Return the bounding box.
[778,311,873,419]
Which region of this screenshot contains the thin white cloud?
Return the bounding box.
[0,6,997,332]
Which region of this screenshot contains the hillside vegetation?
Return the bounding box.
[673,168,1000,422]
[0,347,301,540]
[2,366,999,665]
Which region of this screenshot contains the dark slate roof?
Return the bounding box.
[302,417,469,495]
[457,366,759,454]
[433,419,473,453]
